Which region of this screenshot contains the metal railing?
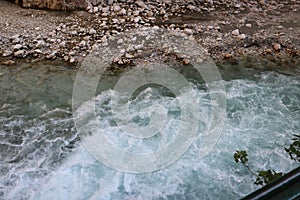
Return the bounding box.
[242,166,300,200]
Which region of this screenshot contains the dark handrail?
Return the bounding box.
[242,166,300,200]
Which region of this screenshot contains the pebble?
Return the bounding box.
[69,57,75,63]
[12,37,21,44]
[119,8,126,15]
[223,53,233,59]
[245,23,252,28]
[265,49,272,54]
[70,30,78,35]
[36,40,46,48]
[46,51,57,59]
[2,50,13,57]
[93,6,99,13]
[134,17,140,23]
[89,29,97,35]
[113,4,121,12]
[83,36,90,41]
[182,58,190,65]
[183,28,193,35]
[258,0,265,5]
[231,29,240,36]
[136,1,146,8]
[102,7,110,13]
[14,50,25,57]
[69,51,76,56]
[125,53,134,59]
[273,43,281,51]
[133,11,140,16]
[238,34,246,40]
[11,34,20,40]
[59,41,66,47]
[79,40,86,47]
[63,55,69,61]
[117,38,123,44]
[112,18,120,24]
[160,8,167,15]
[135,44,144,50]
[152,26,160,30]
[13,44,23,50]
[34,49,43,54]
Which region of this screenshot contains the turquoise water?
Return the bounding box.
[0,63,299,199]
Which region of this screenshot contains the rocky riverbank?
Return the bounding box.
[0,0,299,70]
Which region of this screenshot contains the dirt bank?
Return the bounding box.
[0,0,299,70]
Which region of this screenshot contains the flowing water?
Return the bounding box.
[0,62,299,199]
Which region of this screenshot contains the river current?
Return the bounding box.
[0,62,299,199]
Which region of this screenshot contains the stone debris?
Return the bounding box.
[0,0,298,67]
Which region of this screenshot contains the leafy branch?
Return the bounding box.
[234,150,283,186]
[234,133,300,186]
[285,134,300,162]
